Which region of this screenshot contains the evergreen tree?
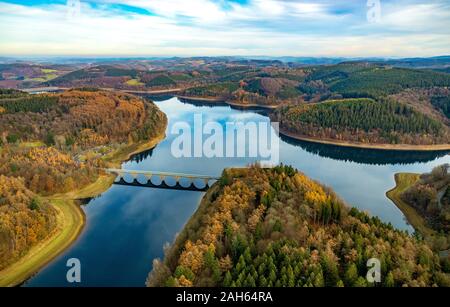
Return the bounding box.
[259,275,268,287]
[223,271,232,287]
[344,263,359,286]
[384,272,395,287]
[353,277,368,287]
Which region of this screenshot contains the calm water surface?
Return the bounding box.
[25,97,450,287]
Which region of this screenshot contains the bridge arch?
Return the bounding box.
[104,168,219,192]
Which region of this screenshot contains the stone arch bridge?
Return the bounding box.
[104,168,220,192]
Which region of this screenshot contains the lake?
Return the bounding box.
[24,97,450,287]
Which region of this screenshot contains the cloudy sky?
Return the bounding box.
[0,0,449,57]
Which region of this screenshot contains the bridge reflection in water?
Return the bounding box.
[105,168,219,192]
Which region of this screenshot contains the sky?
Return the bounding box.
[0,0,449,57]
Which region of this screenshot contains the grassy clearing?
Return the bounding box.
[19,141,45,148]
[0,199,84,287]
[26,71,58,82]
[386,173,436,238]
[41,69,57,74]
[126,78,144,86]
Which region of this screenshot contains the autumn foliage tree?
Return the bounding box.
[148,165,450,287]
[0,89,167,270]
[0,175,57,270]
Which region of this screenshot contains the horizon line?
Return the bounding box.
[1,54,450,60]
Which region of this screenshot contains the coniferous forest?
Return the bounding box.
[148,166,450,287]
[274,98,449,145]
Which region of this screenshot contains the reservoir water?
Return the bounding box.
[25,97,450,287]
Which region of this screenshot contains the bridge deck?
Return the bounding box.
[104,168,220,180]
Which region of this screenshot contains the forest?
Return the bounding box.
[402,164,450,234]
[182,82,240,98]
[0,89,166,147]
[31,61,450,124]
[273,98,450,145]
[303,63,450,99]
[147,165,450,287]
[0,89,167,270]
[176,62,450,113]
[431,95,450,119]
[0,175,57,270]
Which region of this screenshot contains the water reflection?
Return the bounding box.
[279,133,450,166]
[24,97,449,287]
[128,147,155,164]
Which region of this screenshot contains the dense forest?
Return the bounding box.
[0,89,167,270]
[182,82,239,98]
[46,65,202,90]
[431,95,450,119]
[402,164,450,235]
[273,98,449,145]
[302,63,450,99]
[0,146,98,195]
[147,165,450,287]
[0,176,57,270]
[176,63,450,117]
[0,89,166,148]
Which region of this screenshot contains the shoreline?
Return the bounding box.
[150,182,221,283]
[0,129,167,287]
[120,88,182,95]
[277,127,450,152]
[386,173,436,239]
[0,199,85,287]
[176,95,279,110]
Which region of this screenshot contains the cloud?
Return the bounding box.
[0,0,449,57]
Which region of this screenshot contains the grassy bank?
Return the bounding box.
[104,132,166,167]
[386,173,436,238]
[0,199,84,287]
[0,130,167,287]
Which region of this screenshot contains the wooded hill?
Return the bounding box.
[147,165,450,287]
[7,61,450,145]
[19,61,449,120]
[302,63,450,99]
[0,89,167,270]
[273,98,450,145]
[0,176,57,270]
[402,164,450,235]
[0,89,166,149]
